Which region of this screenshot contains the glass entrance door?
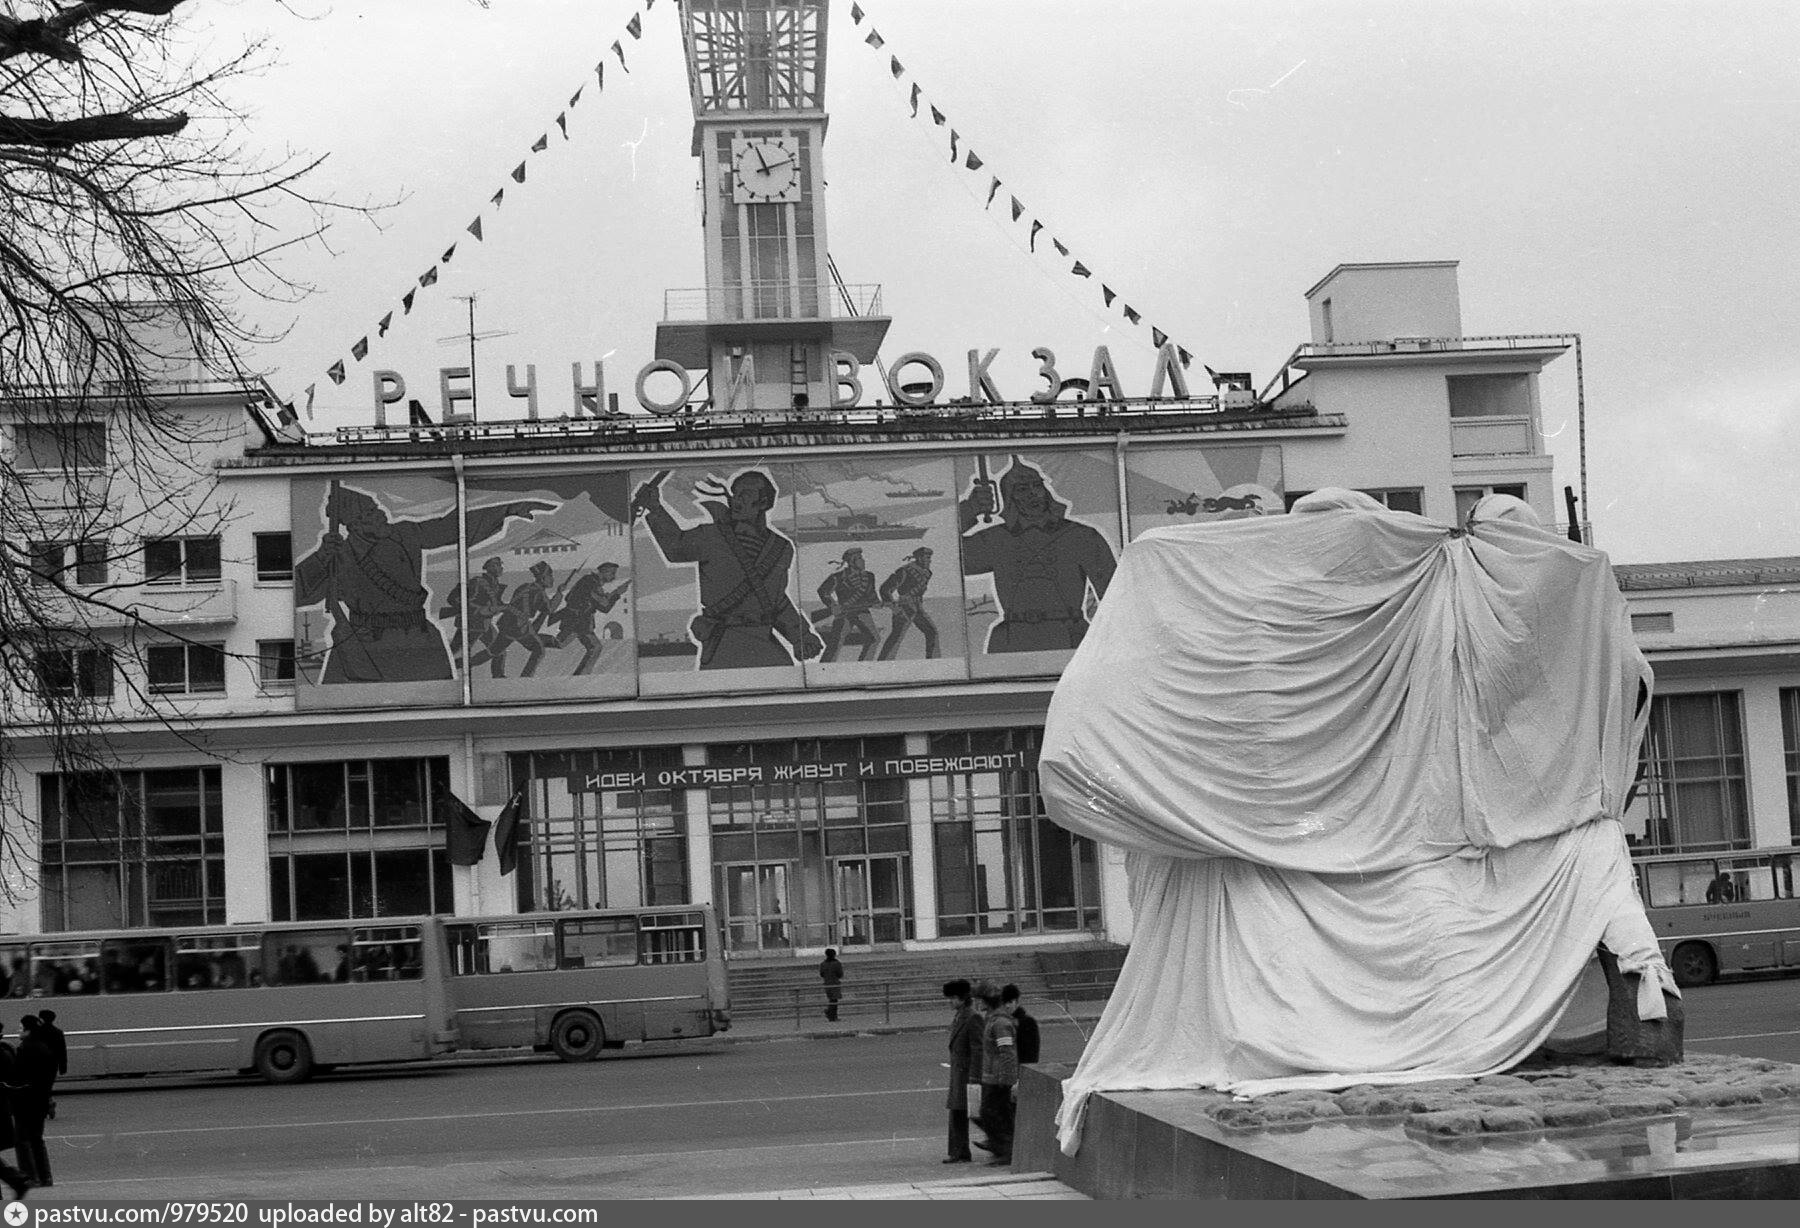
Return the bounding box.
[719,862,793,954]
[832,855,909,949]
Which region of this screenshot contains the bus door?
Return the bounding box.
[718,861,793,954]
[831,854,910,949]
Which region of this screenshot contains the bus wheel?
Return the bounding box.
[1670,942,1717,989]
[549,1011,603,1062]
[254,1030,315,1084]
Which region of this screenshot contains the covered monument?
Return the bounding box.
[1040,489,1678,1155]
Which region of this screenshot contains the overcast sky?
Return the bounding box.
[204,0,1800,566]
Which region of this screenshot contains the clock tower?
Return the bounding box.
[658,0,889,412]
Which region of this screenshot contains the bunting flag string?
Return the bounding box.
[288,2,663,427]
[855,2,1205,373]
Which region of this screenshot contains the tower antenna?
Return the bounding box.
[438,294,514,419]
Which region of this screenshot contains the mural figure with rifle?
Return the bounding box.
[294,482,552,684]
[632,468,824,669]
[483,560,558,678]
[958,455,1117,654]
[550,560,631,675]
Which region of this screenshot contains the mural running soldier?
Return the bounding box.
[551,561,631,675]
[486,560,557,678]
[958,457,1117,653]
[878,546,939,660]
[632,469,824,670]
[443,556,507,658]
[814,547,881,662]
[295,483,550,684]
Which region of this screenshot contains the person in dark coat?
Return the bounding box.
[1000,984,1040,1064]
[818,949,845,1022]
[34,1012,64,1121]
[11,1017,54,1187]
[0,1023,33,1198]
[942,979,985,1163]
[974,980,1018,1166]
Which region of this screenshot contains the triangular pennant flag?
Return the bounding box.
[1102,286,1117,307]
[627,13,642,39]
[965,150,983,171]
[304,384,316,418]
[378,312,393,337]
[1152,327,1168,348]
[403,289,417,314]
[531,134,548,153]
[491,188,505,208]
[419,267,439,288]
[276,401,298,426]
[1178,347,1193,369]
[910,83,921,117]
[646,0,656,10]
[569,86,583,107]
[1053,238,1069,257]
[987,177,1001,207]
[865,29,884,50]
[1072,261,1091,278]
[595,61,605,89]
[1030,220,1043,251]
[949,130,958,162]
[613,40,629,71]
[351,336,369,362]
[1009,196,1024,222]
[511,162,526,183]
[494,786,528,876]
[327,360,346,386]
[1123,305,1142,325]
[556,113,568,139]
[442,244,457,265]
[890,56,904,78]
[467,217,484,241]
[930,105,946,126]
[852,2,864,22]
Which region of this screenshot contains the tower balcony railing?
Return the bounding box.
[662,281,883,324]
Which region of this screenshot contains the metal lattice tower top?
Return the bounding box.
[679,0,828,136]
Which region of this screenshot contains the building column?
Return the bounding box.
[905,732,938,942]
[1099,844,1133,946]
[220,758,269,923]
[463,746,511,917]
[0,759,41,934]
[683,743,713,907]
[1740,680,1791,848]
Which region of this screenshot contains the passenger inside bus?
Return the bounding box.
[1706,873,1738,903]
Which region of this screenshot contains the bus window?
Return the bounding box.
[176,934,262,990]
[466,921,557,974]
[1643,863,1690,908]
[1720,863,1773,902]
[559,917,637,969]
[262,929,346,985]
[0,948,29,998]
[30,942,99,996]
[349,926,423,981]
[1775,856,1797,900]
[640,912,705,964]
[101,938,172,992]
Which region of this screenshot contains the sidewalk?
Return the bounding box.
[682,1170,1088,1200]
[715,998,1106,1045]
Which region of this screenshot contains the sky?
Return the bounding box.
[191,0,1800,566]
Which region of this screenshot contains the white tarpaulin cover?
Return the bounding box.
[1040,490,1673,1155]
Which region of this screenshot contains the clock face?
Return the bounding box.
[731,135,801,204]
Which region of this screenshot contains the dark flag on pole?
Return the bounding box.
[441,787,492,867]
[494,786,528,875]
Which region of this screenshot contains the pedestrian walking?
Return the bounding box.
[34,1012,63,1121]
[1000,984,1040,1064]
[0,1024,33,1199]
[10,1018,52,1188]
[942,979,985,1163]
[974,980,1018,1166]
[818,948,845,1022]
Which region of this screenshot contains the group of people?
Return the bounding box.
[943,979,1039,1167]
[0,1011,64,1198]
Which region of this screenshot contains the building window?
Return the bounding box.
[35,646,113,700]
[1627,692,1751,854]
[1320,298,1333,343]
[1447,373,1531,418]
[12,422,105,472]
[705,736,910,954]
[929,727,1101,938]
[512,747,689,916]
[23,540,107,587]
[255,532,294,582]
[38,768,225,931]
[143,535,222,585]
[1781,689,1800,846]
[257,640,296,688]
[146,642,226,694]
[1631,612,1675,635]
[265,757,454,921]
[1454,483,1527,525]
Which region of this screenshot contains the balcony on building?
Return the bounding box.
[39,578,238,631]
[654,280,891,369]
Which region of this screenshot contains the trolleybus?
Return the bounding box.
[1633,845,1800,987]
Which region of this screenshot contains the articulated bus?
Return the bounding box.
[0,904,730,1083]
[1633,846,1800,987]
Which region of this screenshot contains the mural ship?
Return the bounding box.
[792,512,928,543]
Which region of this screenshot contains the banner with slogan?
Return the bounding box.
[953,448,1123,681]
[1123,444,1286,539]
[571,746,1040,792]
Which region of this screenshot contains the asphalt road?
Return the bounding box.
[24,977,1799,1202]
